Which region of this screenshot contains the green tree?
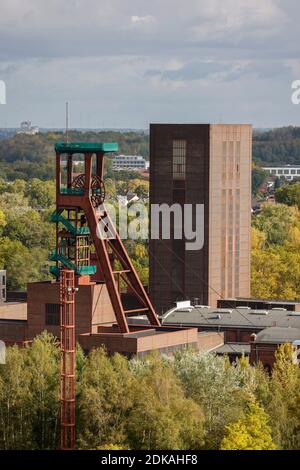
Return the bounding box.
[253,204,300,245]
[0,210,6,236]
[275,181,300,209]
[128,354,205,450]
[264,344,300,449]
[76,349,132,449]
[0,237,50,290]
[0,333,60,450]
[25,178,55,209]
[0,346,31,449]
[173,350,248,449]
[24,332,60,449]
[252,167,268,196]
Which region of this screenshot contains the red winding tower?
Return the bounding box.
[51,142,161,332]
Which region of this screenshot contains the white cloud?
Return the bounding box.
[131,15,155,24]
[189,0,288,41]
[0,0,299,127]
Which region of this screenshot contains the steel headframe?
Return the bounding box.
[60,269,76,450]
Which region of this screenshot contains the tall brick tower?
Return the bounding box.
[149,124,252,313]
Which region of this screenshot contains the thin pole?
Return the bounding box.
[66,102,69,143]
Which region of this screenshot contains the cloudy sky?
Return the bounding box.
[0,0,300,128]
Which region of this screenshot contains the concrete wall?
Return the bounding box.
[0,302,27,320]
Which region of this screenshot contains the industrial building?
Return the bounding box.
[160,301,300,367]
[0,141,208,357]
[149,124,252,313]
[0,130,299,370]
[263,165,300,181]
[112,154,149,171]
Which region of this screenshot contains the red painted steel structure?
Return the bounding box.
[60,269,76,450]
[53,142,161,333]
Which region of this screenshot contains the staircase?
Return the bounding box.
[49,211,96,278]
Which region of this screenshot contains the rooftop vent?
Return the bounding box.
[214,309,233,315]
[175,300,192,310]
[250,309,269,315]
[175,308,194,313]
[209,314,222,320]
[271,307,287,312]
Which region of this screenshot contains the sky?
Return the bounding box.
[0,0,300,128]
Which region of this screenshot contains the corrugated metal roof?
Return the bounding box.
[162,306,300,329]
[255,327,300,344]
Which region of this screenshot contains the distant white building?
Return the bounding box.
[263,165,300,182]
[0,270,6,302]
[17,121,39,135]
[112,155,148,171]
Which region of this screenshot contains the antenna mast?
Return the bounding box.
[66,101,69,143]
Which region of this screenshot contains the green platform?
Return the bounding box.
[55,142,118,154]
[49,264,96,277]
[50,211,90,236]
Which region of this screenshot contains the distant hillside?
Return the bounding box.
[0,130,149,180]
[253,126,300,166]
[1,127,300,180]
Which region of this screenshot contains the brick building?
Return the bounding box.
[250,327,300,370]
[149,124,252,313]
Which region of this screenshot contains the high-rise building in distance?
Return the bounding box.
[149,124,252,313]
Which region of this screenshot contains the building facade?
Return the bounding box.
[149,124,252,312]
[263,165,300,181]
[0,270,6,302]
[112,154,148,171]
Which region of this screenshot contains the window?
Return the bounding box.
[45,303,60,326]
[2,275,5,286]
[173,140,186,180]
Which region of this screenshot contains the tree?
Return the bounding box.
[220,401,276,450]
[24,332,60,449]
[76,349,132,449]
[0,210,6,236]
[128,354,205,450]
[0,346,32,449]
[252,167,268,196]
[275,181,300,209]
[264,344,300,449]
[251,227,266,250]
[0,333,60,450]
[253,204,300,246]
[251,245,300,299]
[173,350,248,449]
[25,178,55,209]
[0,237,50,290]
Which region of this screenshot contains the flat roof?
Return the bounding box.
[255,327,300,344]
[55,142,118,154]
[263,165,300,169]
[227,297,300,306]
[214,343,250,355]
[162,306,300,330]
